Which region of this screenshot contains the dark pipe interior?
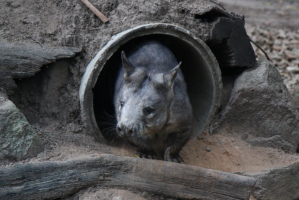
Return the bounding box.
[93,34,216,140]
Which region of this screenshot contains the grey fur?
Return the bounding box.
[114,41,193,162]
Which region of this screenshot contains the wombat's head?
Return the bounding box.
[116,51,181,138]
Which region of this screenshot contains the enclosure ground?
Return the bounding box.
[1,0,299,174]
[2,127,299,175]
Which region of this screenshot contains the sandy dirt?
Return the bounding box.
[4,125,298,175]
[182,132,299,173]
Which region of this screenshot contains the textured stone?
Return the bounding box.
[0,42,81,94]
[0,42,81,78]
[0,94,43,161]
[244,162,299,200]
[211,60,299,152]
[209,17,256,68]
[70,188,148,200]
[245,135,294,151]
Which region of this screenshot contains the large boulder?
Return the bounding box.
[211,60,299,152]
[0,42,81,95]
[0,93,43,161]
[244,162,299,200]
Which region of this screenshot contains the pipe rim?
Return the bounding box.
[79,23,222,140]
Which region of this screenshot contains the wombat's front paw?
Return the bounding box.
[138,152,157,160]
[164,154,184,163]
[164,152,184,163]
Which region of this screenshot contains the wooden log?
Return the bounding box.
[0,154,256,200]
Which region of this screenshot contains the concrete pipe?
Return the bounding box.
[79,23,222,141]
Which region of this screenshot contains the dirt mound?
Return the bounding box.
[3,128,298,176]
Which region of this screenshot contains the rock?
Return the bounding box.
[70,188,148,200]
[211,60,299,152]
[209,17,256,68]
[0,77,16,93]
[245,162,299,200]
[0,42,81,78]
[5,1,21,8]
[206,147,212,152]
[0,93,43,161]
[0,42,81,94]
[21,15,41,25]
[285,50,297,60]
[245,135,294,151]
[286,66,299,73]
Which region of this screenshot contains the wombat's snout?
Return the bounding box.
[116,124,134,137]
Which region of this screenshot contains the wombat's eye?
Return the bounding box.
[143,107,155,115]
[120,101,124,107]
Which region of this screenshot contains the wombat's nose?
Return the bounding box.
[117,124,134,136]
[116,125,122,134]
[127,128,133,135]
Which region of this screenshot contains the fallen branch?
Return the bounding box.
[249,38,272,62]
[81,0,109,23]
[0,154,256,200]
[209,0,226,10]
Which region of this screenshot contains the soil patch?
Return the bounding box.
[2,128,299,175]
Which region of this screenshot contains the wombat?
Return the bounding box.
[114,40,193,163]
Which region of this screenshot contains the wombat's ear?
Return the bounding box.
[163,62,181,89]
[121,51,135,79]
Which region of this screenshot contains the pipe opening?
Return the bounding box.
[80,24,222,142]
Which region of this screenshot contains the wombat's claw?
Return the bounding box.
[139,152,157,160]
[164,154,184,164]
[148,154,157,159]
